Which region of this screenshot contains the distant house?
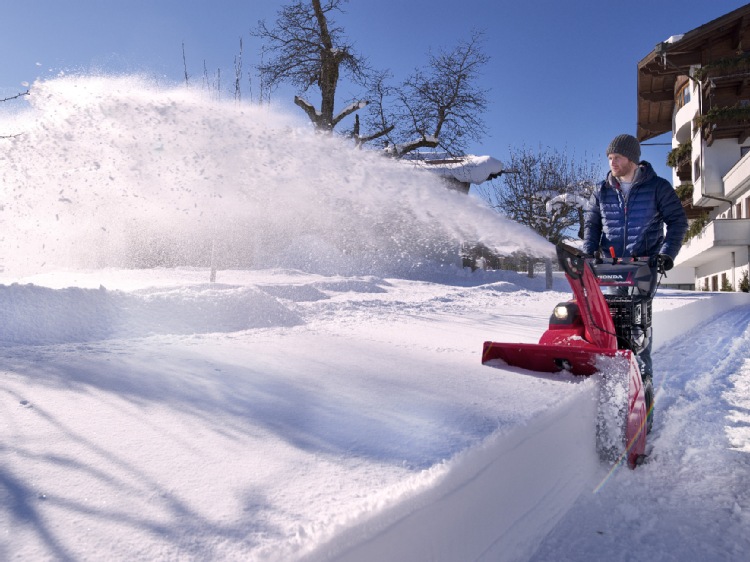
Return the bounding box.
[404,152,518,270]
[404,153,506,194]
[638,4,750,291]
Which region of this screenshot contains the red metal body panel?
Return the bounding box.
[566,259,618,350]
[482,341,615,376]
[481,246,648,468]
[624,353,648,466]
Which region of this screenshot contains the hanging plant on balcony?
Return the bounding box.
[666,144,691,168]
[694,103,750,128]
[684,211,710,242]
[693,54,750,81]
[675,182,693,201]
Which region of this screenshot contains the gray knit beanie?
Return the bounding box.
[606,134,641,163]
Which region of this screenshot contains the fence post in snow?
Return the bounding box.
[210,239,217,283]
[545,258,553,290]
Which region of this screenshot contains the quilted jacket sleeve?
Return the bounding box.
[582,185,604,255]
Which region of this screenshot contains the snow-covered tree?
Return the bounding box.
[252,0,384,135]
[252,2,490,157]
[476,146,601,244]
[368,30,490,157]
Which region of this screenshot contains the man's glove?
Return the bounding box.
[657,254,673,274]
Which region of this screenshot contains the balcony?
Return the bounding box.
[676,218,750,267]
[667,143,692,182]
[723,150,750,198]
[673,92,697,143]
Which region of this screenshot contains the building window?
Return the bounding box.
[676,83,691,109]
[694,158,701,180]
[737,203,742,218]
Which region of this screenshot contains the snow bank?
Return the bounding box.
[652,290,750,348]
[0,282,302,345]
[302,384,600,562]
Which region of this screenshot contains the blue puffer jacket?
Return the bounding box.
[583,161,688,259]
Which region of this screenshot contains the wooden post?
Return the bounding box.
[210,239,217,283]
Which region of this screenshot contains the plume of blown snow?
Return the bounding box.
[0,75,552,277]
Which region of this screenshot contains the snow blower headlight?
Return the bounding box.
[553,304,570,320]
[550,302,581,325]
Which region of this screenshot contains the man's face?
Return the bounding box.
[608,153,636,178]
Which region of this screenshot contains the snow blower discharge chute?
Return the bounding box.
[482,243,657,468]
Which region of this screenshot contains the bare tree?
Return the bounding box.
[252,0,377,133]
[1,91,30,139]
[234,37,243,102]
[475,146,601,244]
[253,2,490,158]
[1,91,29,103]
[373,31,490,158]
[182,42,190,86]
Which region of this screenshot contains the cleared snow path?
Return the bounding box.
[301,293,750,561]
[530,303,750,561]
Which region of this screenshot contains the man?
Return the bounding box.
[583,133,688,430]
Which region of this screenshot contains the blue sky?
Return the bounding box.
[2,1,749,182]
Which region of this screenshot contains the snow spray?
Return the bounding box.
[0,75,550,277]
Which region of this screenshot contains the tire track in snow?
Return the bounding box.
[530,304,750,562]
[654,304,750,462]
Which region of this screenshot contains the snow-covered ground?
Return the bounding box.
[1,77,749,561]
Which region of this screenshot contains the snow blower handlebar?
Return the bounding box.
[556,243,659,299]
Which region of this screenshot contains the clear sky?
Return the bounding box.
[2,0,749,183]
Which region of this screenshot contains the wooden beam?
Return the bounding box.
[658,51,703,69]
[639,89,674,102]
[730,17,745,51]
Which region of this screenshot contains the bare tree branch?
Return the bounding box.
[363,30,490,158]
[332,99,368,128]
[234,37,243,102]
[182,42,190,86]
[252,0,369,131]
[294,95,323,126]
[1,91,30,103]
[252,4,490,157]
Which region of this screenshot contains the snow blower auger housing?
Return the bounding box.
[482,243,655,468]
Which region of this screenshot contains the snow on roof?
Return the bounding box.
[407,154,505,185]
[545,192,589,213]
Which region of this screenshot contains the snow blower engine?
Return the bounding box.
[482,243,659,468]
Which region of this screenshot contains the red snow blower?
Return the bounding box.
[482,243,657,468]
